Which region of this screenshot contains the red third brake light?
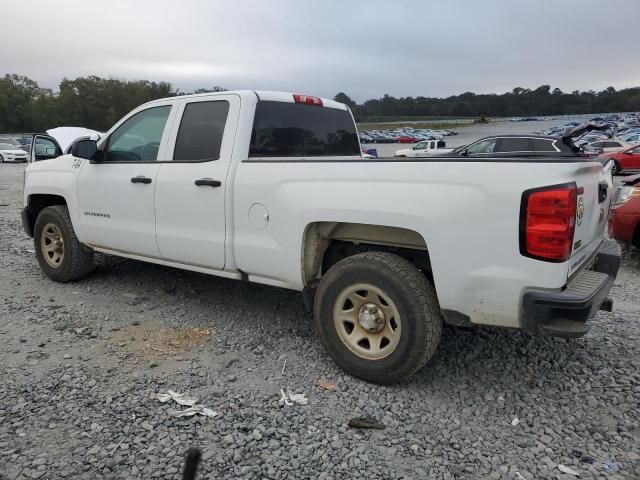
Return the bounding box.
[520,183,577,262]
[293,94,323,106]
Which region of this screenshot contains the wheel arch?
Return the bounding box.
[23,194,68,238]
[633,220,640,249]
[301,221,432,286]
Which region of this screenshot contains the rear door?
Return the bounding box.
[154,94,240,269]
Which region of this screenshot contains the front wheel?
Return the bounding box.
[34,205,95,282]
[0,154,4,163]
[314,252,442,384]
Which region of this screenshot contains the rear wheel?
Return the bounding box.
[314,252,442,384]
[34,205,94,282]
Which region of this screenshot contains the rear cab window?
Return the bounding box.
[249,101,360,158]
[173,100,230,161]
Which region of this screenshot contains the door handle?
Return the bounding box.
[131,176,152,184]
[195,178,222,187]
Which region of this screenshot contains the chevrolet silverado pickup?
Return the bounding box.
[22,91,621,383]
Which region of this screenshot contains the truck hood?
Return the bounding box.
[46,127,102,152]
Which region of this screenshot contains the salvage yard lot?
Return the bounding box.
[1,162,639,479]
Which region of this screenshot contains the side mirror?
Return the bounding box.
[461,149,468,156]
[70,139,98,159]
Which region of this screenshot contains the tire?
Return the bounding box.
[314,252,442,384]
[34,205,94,282]
[0,154,4,163]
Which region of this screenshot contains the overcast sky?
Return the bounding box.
[3,0,639,101]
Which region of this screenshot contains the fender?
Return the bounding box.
[24,155,86,242]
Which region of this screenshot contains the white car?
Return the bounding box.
[588,140,630,154]
[395,140,453,157]
[0,143,28,162]
[22,90,620,384]
[621,133,640,144]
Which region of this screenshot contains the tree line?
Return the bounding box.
[0,74,226,133]
[2,73,639,133]
[335,85,640,121]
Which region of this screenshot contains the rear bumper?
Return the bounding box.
[522,239,621,338]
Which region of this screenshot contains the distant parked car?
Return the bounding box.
[17,137,33,152]
[588,140,630,154]
[621,133,640,144]
[0,137,21,147]
[445,135,575,158]
[0,142,29,162]
[358,132,373,144]
[395,140,453,157]
[366,132,394,143]
[609,175,640,248]
[603,144,640,174]
[393,135,417,143]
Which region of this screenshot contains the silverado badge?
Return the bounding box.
[576,197,584,226]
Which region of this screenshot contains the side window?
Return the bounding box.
[591,142,603,148]
[499,138,532,152]
[106,106,171,162]
[173,101,229,161]
[466,138,497,155]
[531,139,559,152]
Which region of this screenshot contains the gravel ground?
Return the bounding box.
[1,161,639,480]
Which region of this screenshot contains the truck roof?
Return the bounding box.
[141,90,348,111]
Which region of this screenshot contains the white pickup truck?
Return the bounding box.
[394,139,453,157]
[22,91,621,384]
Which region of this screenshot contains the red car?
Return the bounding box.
[394,135,417,143]
[609,174,640,248]
[604,144,640,174]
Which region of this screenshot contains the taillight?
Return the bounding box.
[520,183,577,262]
[293,94,323,106]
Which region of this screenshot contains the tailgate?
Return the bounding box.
[568,161,613,277]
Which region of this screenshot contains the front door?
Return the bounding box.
[30,135,63,163]
[77,103,175,257]
[154,94,240,269]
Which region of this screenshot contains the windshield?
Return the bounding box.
[0,143,17,150]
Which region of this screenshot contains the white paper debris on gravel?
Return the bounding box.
[279,389,308,406]
[511,417,520,426]
[167,405,218,418]
[152,390,218,418]
[557,464,580,476]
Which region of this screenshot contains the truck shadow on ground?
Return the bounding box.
[81,251,637,398]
